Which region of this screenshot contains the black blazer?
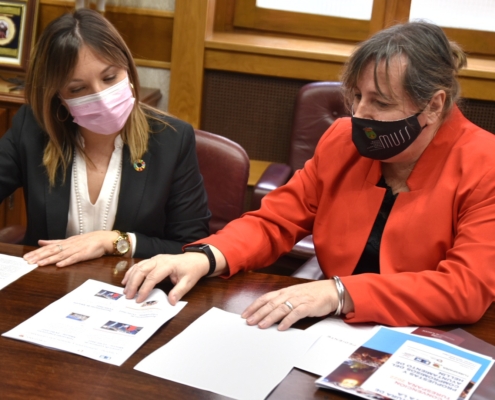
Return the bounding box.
[0,105,210,257]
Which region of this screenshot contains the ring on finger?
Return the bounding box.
[57,244,63,252]
[284,300,294,312]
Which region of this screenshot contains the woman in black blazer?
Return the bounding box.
[0,9,210,267]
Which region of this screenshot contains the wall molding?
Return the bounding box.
[134,59,171,69]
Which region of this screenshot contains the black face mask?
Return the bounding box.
[351,112,426,160]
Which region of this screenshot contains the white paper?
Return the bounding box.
[2,279,186,366]
[296,317,416,376]
[135,307,319,400]
[0,253,37,290]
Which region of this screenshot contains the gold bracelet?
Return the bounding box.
[332,276,345,316]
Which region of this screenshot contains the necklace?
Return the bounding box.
[72,149,122,235]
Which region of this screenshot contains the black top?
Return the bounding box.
[352,176,397,275]
[0,105,211,257]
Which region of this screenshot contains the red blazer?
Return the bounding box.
[202,106,495,326]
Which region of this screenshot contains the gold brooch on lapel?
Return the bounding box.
[133,159,146,172]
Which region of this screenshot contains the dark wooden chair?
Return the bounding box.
[195,129,250,234]
[251,81,349,262]
[0,224,25,244]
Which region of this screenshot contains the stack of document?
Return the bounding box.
[314,326,493,400]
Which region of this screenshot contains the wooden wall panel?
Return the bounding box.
[37,2,73,37]
[0,108,8,138]
[168,0,210,127]
[0,108,7,228]
[205,49,345,81]
[0,106,23,230]
[382,0,411,28]
[37,0,173,68]
[458,76,495,102]
[212,0,235,32]
[105,9,173,67]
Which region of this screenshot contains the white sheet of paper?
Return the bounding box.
[296,317,416,376]
[0,253,37,290]
[2,279,186,366]
[135,307,320,400]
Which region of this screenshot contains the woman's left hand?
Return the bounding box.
[242,280,342,331]
[23,231,119,267]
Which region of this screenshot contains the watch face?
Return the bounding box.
[116,239,130,254]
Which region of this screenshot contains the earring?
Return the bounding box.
[129,81,136,97]
[56,103,69,122]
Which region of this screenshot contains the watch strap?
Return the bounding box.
[184,244,216,276]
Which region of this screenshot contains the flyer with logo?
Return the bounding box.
[316,327,493,400]
[2,279,186,366]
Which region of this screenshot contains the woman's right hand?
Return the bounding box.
[122,246,227,305]
[24,231,121,267]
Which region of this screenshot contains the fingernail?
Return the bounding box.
[258,321,267,328]
[247,317,254,324]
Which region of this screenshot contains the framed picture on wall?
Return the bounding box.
[0,0,38,73]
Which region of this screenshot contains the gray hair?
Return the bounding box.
[341,21,467,120]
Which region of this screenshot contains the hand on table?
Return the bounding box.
[241,280,349,331]
[23,231,119,267]
[122,247,227,305]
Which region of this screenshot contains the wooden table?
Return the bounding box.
[1,243,494,400]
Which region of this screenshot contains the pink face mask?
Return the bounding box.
[62,76,135,135]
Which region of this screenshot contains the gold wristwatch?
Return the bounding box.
[112,230,130,256]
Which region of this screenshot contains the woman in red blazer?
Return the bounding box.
[123,21,495,327]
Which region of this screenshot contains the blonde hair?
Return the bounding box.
[25,9,165,186]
